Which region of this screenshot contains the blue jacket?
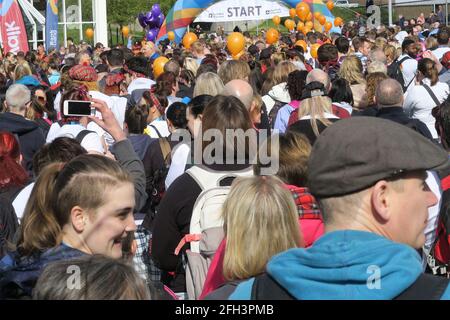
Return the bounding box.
[229,230,450,300]
[0,244,85,299]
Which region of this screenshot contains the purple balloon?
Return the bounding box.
[138,13,147,28]
[146,28,158,42]
[157,13,165,27]
[151,4,161,17]
[146,12,159,28]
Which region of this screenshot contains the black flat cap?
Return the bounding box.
[307,117,449,198]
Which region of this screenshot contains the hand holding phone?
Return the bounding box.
[63,100,94,117]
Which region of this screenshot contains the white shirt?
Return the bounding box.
[165,143,191,189]
[46,122,105,153]
[146,119,170,138]
[12,182,34,222]
[403,78,449,139]
[398,54,418,93]
[423,171,442,270]
[432,46,450,60]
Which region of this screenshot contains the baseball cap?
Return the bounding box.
[441,51,450,69]
[307,117,449,198]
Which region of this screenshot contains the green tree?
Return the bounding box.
[107,0,177,26]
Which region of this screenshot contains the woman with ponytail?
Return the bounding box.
[0,131,29,258]
[404,58,450,140]
[0,154,137,299]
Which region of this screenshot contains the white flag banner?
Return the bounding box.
[194,0,290,23]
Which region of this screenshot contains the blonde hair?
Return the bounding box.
[374,37,388,51]
[183,57,199,77]
[384,45,398,65]
[271,52,285,66]
[191,41,204,55]
[273,61,297,85]
[426,37,438,50]
[222,176,302,281]
[338,55,365,85]
[193,72,224,97]
[14,62,32,81]
[297,95,333,137]
[218,60,251,85]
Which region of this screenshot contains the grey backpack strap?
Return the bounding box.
[75,130,94,144]
[422,83,441,106]
[395,273,450,300]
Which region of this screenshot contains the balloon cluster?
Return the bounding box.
[271,1,343,35]
[138,4,165,42]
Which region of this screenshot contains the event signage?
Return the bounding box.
[194,0,290,22]
[0,0,29,53]
[45,0,58,51]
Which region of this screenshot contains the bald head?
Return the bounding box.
[222,79,254,109]
[376,79,404,107]
[306,69,331,92]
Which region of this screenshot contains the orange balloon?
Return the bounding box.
[272,15,281,25]
[314,12,321,19]
[310,43,320,59]
[122,26,129,38]
[324,21,333,32]
[326,0,334,10]
[296,2,310,21]
[232,50,245,60]
[303,27,311,35]
[182,32,198,49]
[318,15,326,25]
[266,28,279,44]
[305,21,314,29]
[227,32,245,55]
[85,28,94,39]
[297,21,304,31]
[168,31,175,41]
[285,19,296,31]
[295,40,307,52]
[153,56,169,78]
[289,8,296,19]
[307,12,313,21]
[334,17,343,27]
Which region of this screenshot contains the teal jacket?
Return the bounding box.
[230,230,450,300]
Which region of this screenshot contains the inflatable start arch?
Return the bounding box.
[157,0,337,44]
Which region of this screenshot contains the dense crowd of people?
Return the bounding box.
[1,13,450,300]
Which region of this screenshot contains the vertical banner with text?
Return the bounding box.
[1,0,29,53]
[45,0,58,51]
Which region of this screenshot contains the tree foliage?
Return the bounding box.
[107,0,177,26]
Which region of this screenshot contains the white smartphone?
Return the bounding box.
[63,100,94,117]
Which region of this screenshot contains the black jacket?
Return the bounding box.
[376,107,434,140]
[0,186,21,259]
[0,112,45,174]
[288,118,340,145]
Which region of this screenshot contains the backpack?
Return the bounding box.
[268,99,286,129]
[147,137,172,217]
[174,165,253,300]
[387,56,414,92]
[250,272,450,300]
[426,173,450,277]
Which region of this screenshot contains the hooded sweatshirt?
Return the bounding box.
[229,230,450,300]
[0,112,45,173]
[262,82,291,115]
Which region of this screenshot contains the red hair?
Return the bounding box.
[0,131,28,189]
